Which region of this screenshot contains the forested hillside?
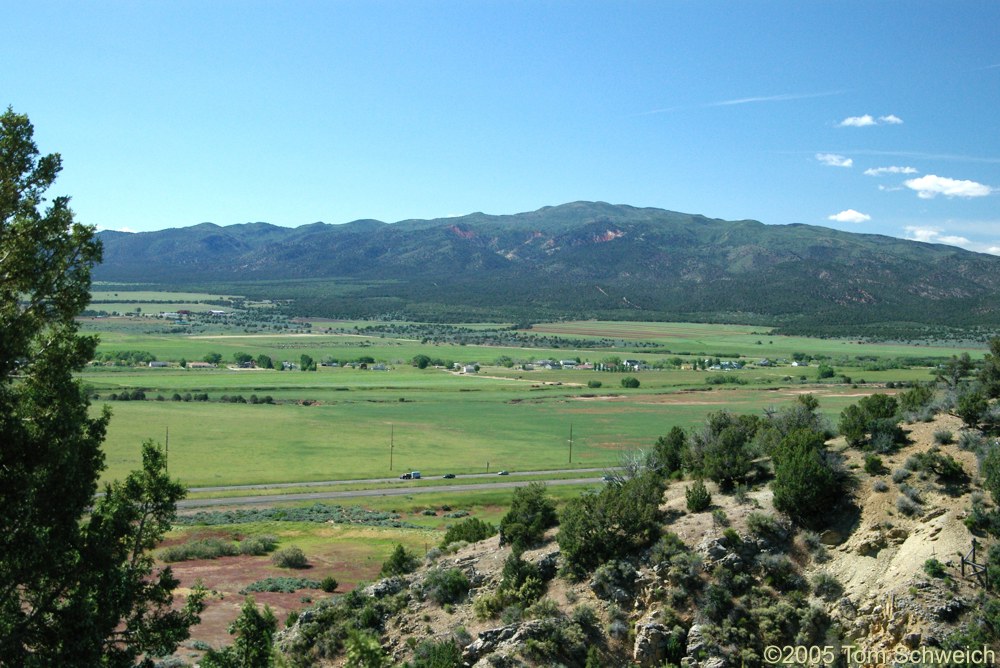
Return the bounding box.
[95,202,1000,335]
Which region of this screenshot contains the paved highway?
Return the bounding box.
[177,468,614,510]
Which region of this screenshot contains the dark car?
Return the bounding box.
[497,470,509,476]
[442,473,456,479]
[399,472,412,480]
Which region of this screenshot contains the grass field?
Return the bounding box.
[78,309,988,487]
[527,320,984,359]
[92,365,907,486]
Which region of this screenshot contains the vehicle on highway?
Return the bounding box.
[497,470,509,476]
[399,472,412,480]
[442,473,456,479]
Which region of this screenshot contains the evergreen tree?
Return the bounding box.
[771,430,842,528]
[0,107,203,666]
[202,596,277,668]
[499,482,558,551]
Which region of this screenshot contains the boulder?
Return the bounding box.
[632,611,683,666]
[364,576,406,599]
[686,624,707,657]
[819,529,844,545]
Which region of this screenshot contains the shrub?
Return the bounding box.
[272,546,308,569]
[873,480,889,492]
[160,537,238,562]
[320,575,338,593]
[381,544,420,577]
[239,534,278,556]
[421,567,470,605]
[898,383,934,414]
[899,483,923,504]
[757,553,806,591]
[440,517,496,549]
[891,468,911,483]
[240,577,320,594]
[586,379,602,389]
[558,472,665,577]
[864,454,885,476]
[909,448,966,481]
[648,532,688,567]
[685,479,712,512]
[475,552,546,620]
[620,376,640,389]
[525,597,560,619]
[711,508,729,527]
[839,393,903,450]
[934,429,954,445]
[896,495,920,516]
[407,638,462,668]
[924,558,947,579]
[746,512,786,544]
[499,482,558,551]
[959,430,987,453]
[811,572,843,600]
[590,560,637,603]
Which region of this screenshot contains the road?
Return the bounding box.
[177,468,614,509]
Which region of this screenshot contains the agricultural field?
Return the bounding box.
[79,309,986,487]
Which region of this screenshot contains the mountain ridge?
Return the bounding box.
[93,201,1000,333]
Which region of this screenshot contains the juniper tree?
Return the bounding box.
[0,107,203,666]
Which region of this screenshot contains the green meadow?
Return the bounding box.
[80,312,986,488]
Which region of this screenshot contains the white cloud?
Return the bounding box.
[987,246,1000,255]
[828,209,871,223]
[905,226,941,243]
[839,114,876,127]
[905,226,986,251]
[903,174,993,199]
[816,153,853,168]
[864,166,918,176]
[838,114,903,127]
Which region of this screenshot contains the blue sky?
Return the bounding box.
[4,1,999,254]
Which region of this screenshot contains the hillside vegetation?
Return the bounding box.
[260,403,1000,667]
[94,202,1000,337]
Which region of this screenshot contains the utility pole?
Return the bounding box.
[389,423,394,471]
[165,426,169,472]
[568,423,573,464]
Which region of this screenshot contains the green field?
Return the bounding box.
[78,310,988,487]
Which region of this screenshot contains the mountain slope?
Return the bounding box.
[94,202,1000,331]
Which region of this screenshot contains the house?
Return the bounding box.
[624,359,643,371]
[148,361,169,368]
[186,362,212,369]
[558,360,578,368]
[463,364,478,374]
[372,364,388,371]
